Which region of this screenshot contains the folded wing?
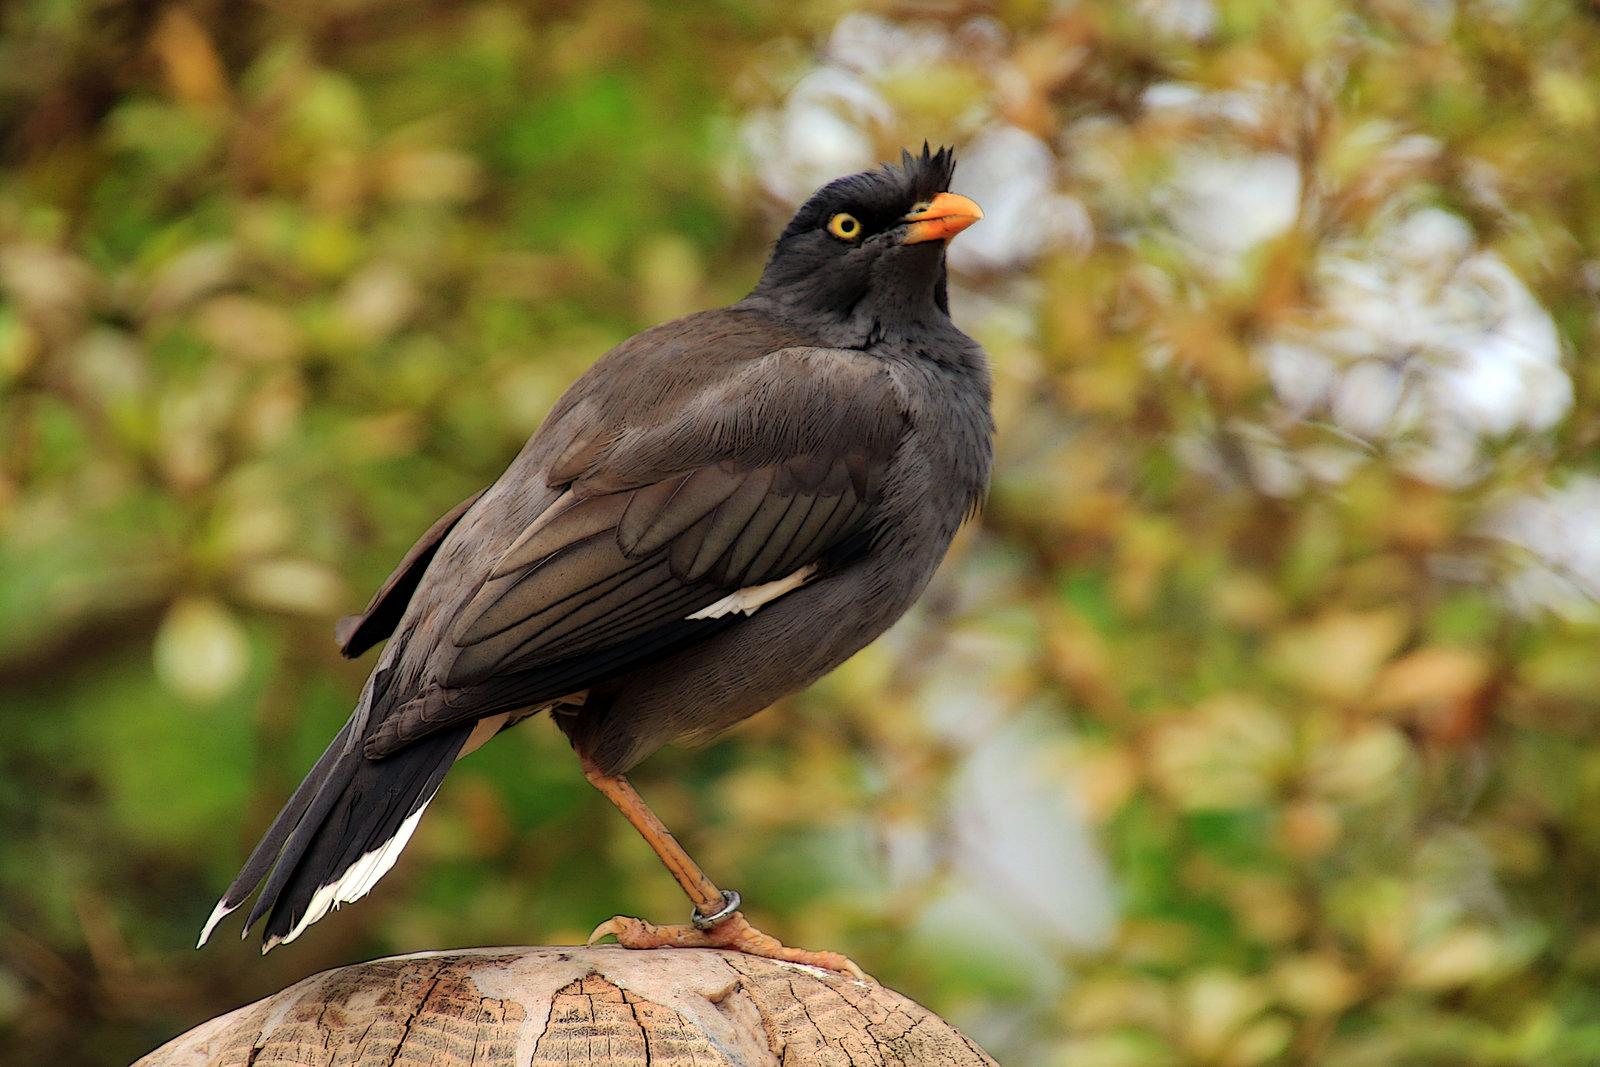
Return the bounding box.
[362,344,907,756]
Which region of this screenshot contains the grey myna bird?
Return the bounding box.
[198,145,992,973]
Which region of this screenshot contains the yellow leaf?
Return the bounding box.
[1401,927,1503,990]
[1268,609,1408,702]
[1272,952,1362,1015]
[1309,723,1407,803]
[1222,1016,1292,1067]
[153,598,249,702]
[1534,68,1598,128]
[1151,695,1291,810]
[233,559,346,616]
[1177,969,1268,1061]
[153,8,229,107]
[1277,798,1342,857]
[1368,647,1489,715]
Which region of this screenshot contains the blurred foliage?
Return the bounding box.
[3,1,1600,1065]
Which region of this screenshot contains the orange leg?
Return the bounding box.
[580,756,868,980]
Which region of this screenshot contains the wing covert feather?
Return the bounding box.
[490,493,628,580]
[617,465,743,557]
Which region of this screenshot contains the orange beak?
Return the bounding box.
[901,192,984,244]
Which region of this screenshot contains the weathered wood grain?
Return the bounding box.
[135,946,999,1067]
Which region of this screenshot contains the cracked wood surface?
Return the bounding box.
[133,946,1000,1066]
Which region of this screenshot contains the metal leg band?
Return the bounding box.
[691,888,741,930]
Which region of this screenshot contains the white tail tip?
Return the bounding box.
[196,897,238,949]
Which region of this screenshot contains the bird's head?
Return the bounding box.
[748,145,982,339]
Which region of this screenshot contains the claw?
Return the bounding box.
[587,916,633,946]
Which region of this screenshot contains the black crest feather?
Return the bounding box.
[778,144,958,243]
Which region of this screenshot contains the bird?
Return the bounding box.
[197,145,992,974]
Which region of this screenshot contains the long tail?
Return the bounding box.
[198,716,472,952]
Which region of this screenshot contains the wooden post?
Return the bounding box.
[134,946,1000,1066]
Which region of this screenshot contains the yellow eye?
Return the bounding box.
[827,212,862,240]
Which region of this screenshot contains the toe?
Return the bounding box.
[588,915,644,946]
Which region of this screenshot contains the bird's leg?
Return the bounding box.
[580,756,869,980]
[579,756,726,918]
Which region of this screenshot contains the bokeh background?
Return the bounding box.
[4,0,1600,1063]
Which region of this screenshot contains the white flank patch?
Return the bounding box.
[687,564,816,620]
[197,897,238,948]
[263,800,432,953]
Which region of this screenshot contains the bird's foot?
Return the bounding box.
[588,911,870,981]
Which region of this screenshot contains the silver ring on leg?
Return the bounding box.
[691,889,741,930]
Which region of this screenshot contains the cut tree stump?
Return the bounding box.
[135,945,1000,1066]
